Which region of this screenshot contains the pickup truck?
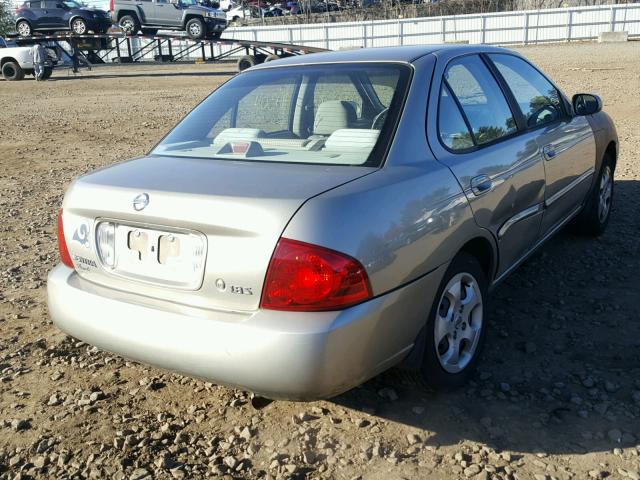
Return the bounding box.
[110,0,227,40]
[0,37,55,81]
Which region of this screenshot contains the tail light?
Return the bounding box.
[109,0,114,11]
[260,238,372,311]
[57,210,75,269]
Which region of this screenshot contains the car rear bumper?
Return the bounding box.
[47,264,443,400]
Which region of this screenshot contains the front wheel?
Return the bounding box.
[119,15,139,35]
[420,252,488,389]
[570,155,614,236]
[185,18,205,40]
[16,20,32,37]
[70,17,88,35]
[2,61,25,81]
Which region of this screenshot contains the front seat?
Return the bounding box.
[313,100,357,136]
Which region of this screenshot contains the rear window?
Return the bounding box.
[152,63,411,167]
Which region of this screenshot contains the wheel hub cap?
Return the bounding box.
[598,165,612,223]
[434,272,483,374]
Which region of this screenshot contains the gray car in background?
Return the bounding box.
[111,0,227,39]
[47,45,618,400]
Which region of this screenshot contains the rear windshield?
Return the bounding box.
[152,63,411,167]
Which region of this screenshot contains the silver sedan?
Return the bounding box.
[48,45,618,400]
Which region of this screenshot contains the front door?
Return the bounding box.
[41,0,67,28]
[427,54,546,278]
[151,0,182,26]
[486,53,596,236]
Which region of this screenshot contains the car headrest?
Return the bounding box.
[313,101,357,136]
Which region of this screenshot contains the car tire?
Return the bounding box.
[119,15,140,35]
[420,252,488,389]
[237,54,256,71]
[40,67,53,80]
[70,17,88,35]
[141,28,158,36]
[2,61,25,81]
[16,20,32,37]
[185,18,205,40]
[570,154,614,236]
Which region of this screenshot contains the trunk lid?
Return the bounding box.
[62,155,374,311]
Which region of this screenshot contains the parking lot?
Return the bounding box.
[1,41,639,479]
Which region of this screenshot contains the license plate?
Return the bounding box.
[112,224,206,289]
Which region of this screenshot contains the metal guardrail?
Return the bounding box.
[223,3,640,49]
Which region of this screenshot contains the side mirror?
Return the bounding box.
[572,93,602,116]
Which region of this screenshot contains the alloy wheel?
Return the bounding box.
[598,165,613,223]
[17,22,31,36]
[434,272,483,374]
[189,23,202,37]
[72,19,87,34]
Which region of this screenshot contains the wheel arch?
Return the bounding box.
[68,15,86,26]
[604,140,617,171]
[183,14,204,28]
[117,10,139,22]
[1,57,19,67]
[458,235,496,284]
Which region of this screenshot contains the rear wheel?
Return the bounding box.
[40,66,53,80]
[237,54,256,71]
[421,252,487,389]
[2,61,25,81]
[119,15,139,35]
[16,20,32,37]
[185,18,205,40]
[70,17,88,35]
[570,154,614,236]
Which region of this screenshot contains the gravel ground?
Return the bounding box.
[0,42,639,480]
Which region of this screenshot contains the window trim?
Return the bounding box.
[482,52,571,132]
[436,53,522,155]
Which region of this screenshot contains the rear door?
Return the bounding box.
[427,54,546,278]
[41,0,66,28]
[487,53,596,236]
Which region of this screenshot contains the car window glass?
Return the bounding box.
[489,54,562,128]
[44,1,57,7]
[313,74,363,118]
[439,85,474,151]
[368,72,396,108]
[445,55,516,146]
[236,79,296,133]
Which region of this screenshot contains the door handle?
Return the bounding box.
[542,144,557,160]
[470,175,493,196]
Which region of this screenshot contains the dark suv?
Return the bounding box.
[111,0,227,40]
[15,0,112,36]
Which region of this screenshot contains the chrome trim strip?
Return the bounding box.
[491,204,583,287]
[497,203,543,239]
[545,132,593,161]
[544,167,595,208]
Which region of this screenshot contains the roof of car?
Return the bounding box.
[252,44,511,69]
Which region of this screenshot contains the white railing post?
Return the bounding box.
[363,23,367,48]
[609,5,616,32]
[566,9,572,42]
[441,17,445,43]
[324,25,329,50]
[523,11,529,45]
[481,15,487,44]
[399,20,404,46]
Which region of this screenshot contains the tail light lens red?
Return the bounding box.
[260,238,372,311]
[57,210,75,269]
[109,0,114,11]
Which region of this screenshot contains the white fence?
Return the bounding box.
[222,3,640,49]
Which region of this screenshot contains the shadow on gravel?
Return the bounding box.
[332,180,640,455]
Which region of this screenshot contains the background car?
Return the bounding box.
[111,0,227,40]
[15,0,112,36]
[0,36,56,80]
[49,45,617,400]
